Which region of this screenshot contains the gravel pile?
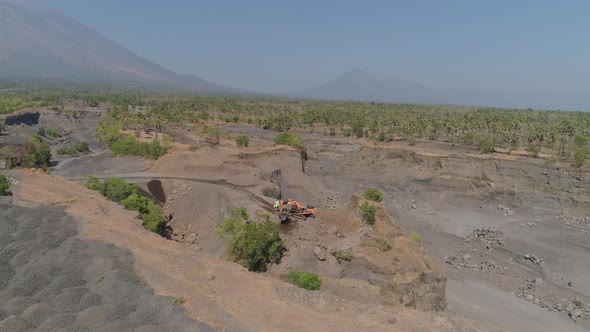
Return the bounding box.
[468,228,505,247]
[444,254,506,273]
[0,203,211,331]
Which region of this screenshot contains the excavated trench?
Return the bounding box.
[116,175,275,213]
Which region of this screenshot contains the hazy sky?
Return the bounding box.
[42,0,590,93]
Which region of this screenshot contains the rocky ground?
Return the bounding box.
[2,110,590,331]
[218,123,590,332]
[9,170,497,331]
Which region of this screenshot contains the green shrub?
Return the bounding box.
[360,201,376,225]
[24,141,51,169]
[478,136,495,154]
[363,187,383,202]
[120,193,166,233]
[87,97,99,107]
[57,142,90,156]
[360,237,391,252]
[164,135,175,144]
[141,203,166,234]
[216,209,286,272]
[109,135,167,159]
[574,147,588,167]
[329,127,336,136]
[351,122,364,138]
[203,126,221,144]
[84,176,102,191]
[330,248,354,263]
[120,193,150,212]
[274,132,304,149]
[407,137,416,145]
[285,271,322,290]
[527,143,540,158]
[46,128,61,138]
[172,297,187,305]
[574,135,588,148]
[109,135,142,156]
[236,134,249,147]
[409,232,423,243]
[97,112,168,159]
[0,173,10,195]
[31,134,43,143]
[85,177,166,234]
[342,128,352,137]
[37,127,46,136]
[85,176,138,202]
[273,114,293,132]
[462,132,475,145]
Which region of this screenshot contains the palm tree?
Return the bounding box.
[145,113,154,134]
[121,111,133,131]
[135,112,152,134]
[153,115,168,139]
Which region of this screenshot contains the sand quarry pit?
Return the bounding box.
[2,112,590,331]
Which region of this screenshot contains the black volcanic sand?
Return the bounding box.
[0,203,211,331]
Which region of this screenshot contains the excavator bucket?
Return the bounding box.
[279,214,289,224]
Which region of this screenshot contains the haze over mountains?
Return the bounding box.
[1,0,588,110]
[0,0,244,93]
[293,69,590,110]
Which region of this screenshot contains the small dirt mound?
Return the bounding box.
[262,186,281,199]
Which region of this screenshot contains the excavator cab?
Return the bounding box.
[278,199,316,224]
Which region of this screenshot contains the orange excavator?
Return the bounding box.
[276,199,317,224]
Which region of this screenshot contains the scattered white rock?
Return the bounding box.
[327,225,338,235]
[570,309,582,319]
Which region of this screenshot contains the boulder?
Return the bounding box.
[327,225,338,235]
[313,246,328,261]
[569,309,582,319]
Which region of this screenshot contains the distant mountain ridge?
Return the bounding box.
[293,70,590,111]
[0,0,246,93]
[293,70,433,104]
[1,1,588,110]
